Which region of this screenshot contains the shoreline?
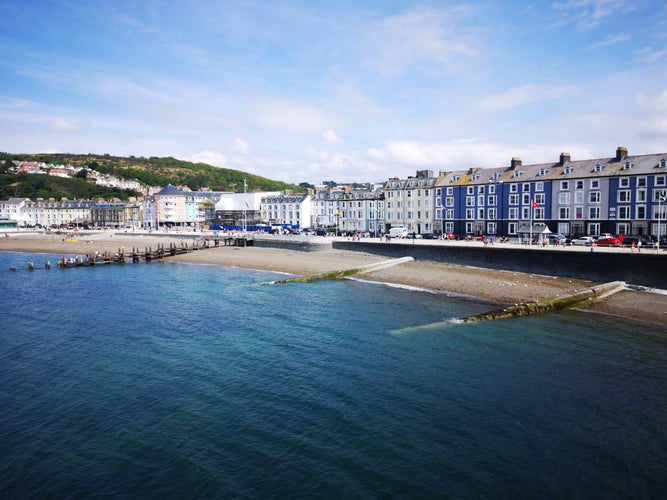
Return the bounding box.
[1,232,665,328]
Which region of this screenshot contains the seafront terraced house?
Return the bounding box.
[435,147,667,240]
[384,170,442,236]
[260,193,312,229]
[338,185,385,236]
[152,184,221,229]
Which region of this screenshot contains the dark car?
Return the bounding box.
[621,236,653,248]
[315,227,328,236]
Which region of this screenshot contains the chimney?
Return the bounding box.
[559,152,571,165]
[510,157,522,169]
[616,146,628,161]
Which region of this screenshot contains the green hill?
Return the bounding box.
[0,152,302,200]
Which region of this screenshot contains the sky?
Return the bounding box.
[1,0,667,185]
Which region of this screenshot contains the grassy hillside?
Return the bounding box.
[0,153,302,200]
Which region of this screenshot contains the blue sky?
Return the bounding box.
[1,0,666,184]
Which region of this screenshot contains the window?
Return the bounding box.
[478,195,484,206]
[590,179,600,189]
[558,192,570,204]
[509,207,518,219]
[637,189,646,202]
[617,191,631,202]
[621,161,634,170]
[576,180,584,189]
[509,183,518,193]
[509,194,519,205]
[619,177,630,187]
[575,206,583,219]
[636,206,645,219]
[637,177,646,187]
[522,183,530,192]
[508,222,517,235]
[466,209,475,219]
[488,195,497,206]
[561,181,569,190]
[589,207,600,219]
[436,188,442,196]
[466,196,475,206]
[488,208,496,220]
[535,182,544,192]
[521,207,530,219]
[575,191,584,204]
[618,206,631,219]
[564,166,574,174]
[594,164,604,172]
[656,176,666,186]
[477,208,485,219]
[589,192,600,203]
[446,197,454,207]
[467,186,474,195]
[446,187,453,195]
[478,186,485,194]
[522,193,531,204]
[559,207,570,219]
[534,193,545,204]
[445,209,454,219]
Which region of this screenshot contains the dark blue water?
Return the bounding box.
[1,252,665,498]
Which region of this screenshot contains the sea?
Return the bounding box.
[0,250,665,499]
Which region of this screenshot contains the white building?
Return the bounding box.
[261,193,312,228]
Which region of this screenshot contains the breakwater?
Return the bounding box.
[334,241,667,289]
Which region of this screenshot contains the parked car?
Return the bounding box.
[596,236,622,247]
[548,234,567,245]
[620,236,653,248]
[571,236,595,246]
[315,227,328,236]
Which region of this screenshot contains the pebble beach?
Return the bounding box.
[1,230,665,327]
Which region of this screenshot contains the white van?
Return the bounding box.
[389,226,408,238]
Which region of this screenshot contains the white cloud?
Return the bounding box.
[367,5,481,76]
[234,138,249,153]
[552,0,638,29]
[479,84,575,112]
[322,129,342,144]
[192,150,227,167]
[252,97,338,133]
[48,117,91,133]
[635,46,667,64]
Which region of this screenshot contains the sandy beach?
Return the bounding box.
[1,231,665,328]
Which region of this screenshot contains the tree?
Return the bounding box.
[76,169,88,179]
[1,160,13,174]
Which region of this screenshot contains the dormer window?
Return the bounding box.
[472,174,480,181]
[564,166,574,174]
[659,159,667,168]
[537,168,548,177]
[594,163,604,172]
[622,161,634,170]
[512,170,523,178]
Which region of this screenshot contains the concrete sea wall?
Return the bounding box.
[333,241,667,289]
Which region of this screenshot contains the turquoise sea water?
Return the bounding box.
[1,251,665,498]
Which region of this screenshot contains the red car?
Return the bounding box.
[596,236,622,246]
